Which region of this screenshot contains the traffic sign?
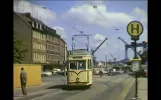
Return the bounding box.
[127,21,144,37]
[131,59,141,72]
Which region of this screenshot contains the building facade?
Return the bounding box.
[14,12,33,64]
[14,12,67,65]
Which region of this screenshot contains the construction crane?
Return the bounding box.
[91,38,108,65]
[118,37,142,58]
[109,53,117,62]
[91,38,108,55]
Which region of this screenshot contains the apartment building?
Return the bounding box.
[14,12,67,65]
[31,22,46,64]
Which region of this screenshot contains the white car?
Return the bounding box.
[41,71,52,76]
[52,69,61,75]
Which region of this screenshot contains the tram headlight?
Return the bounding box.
[76,77,79,82]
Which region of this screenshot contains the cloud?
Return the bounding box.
[93,33,105,41]
[132,7,147,24]
[92,33,107,48]
[53,26,67,39]
[62,4,147,28]
[88,0,106,6]
[13,0,57,26]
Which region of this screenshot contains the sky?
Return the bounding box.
[13,0,147,61]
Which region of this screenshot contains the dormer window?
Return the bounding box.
[40,25,42,30]
[36,23,38,28]
[43,26,46,30]
[32,21,35,27]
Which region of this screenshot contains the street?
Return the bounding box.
[14,74,136,100]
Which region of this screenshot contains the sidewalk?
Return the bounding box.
[14,82,53,97]
[138,78,148,100]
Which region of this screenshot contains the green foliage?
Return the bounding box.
[13,32,28,64]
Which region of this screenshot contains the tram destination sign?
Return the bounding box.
[72,49,89,55]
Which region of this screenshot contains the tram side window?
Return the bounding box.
[90,59,92,69]
[88,59,92,69]
[78,61,86,70]
[70,62,77,70]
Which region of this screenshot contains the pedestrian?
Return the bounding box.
[99,69,103,78]
[20,67,27,95]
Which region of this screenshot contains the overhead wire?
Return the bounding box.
[88,0,119,30]
[29,1,90,35]
[88,0,126,61]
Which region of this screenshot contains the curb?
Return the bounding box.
[116,78,135,100]
[14,89,62,100]
[14,82,52,91]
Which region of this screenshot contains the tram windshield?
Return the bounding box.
[69,60,86,70]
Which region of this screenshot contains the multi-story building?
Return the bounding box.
[14,12,33,64]
[46,32,60,64]
[14,12,67,65]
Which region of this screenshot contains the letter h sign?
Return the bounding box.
[131,24,139,34]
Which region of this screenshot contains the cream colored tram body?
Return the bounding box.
[67,50,93,87]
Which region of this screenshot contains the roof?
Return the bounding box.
[20,12,48,27]
[14,12,66,43]
[59,38,66,44]
[14,11,32,27]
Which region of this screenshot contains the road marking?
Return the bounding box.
[30,90,64,100]
[116,78,135,100]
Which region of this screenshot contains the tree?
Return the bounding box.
[13,32,28,64]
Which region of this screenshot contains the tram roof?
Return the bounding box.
[68,49,92,56]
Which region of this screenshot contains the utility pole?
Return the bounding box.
[105,55,107,67]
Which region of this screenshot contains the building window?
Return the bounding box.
[40,44,42,49]
[33,53,35,60]
[46,44,48,49]
[37,43,39,49]
[32,21,35,27]
[44,35,46,41]
[47,34,49,40]
[44,44,46,50]
[35,53,37,60]
[35,32,38,39]
[41,44,43,50]
[33,42,35,49]
[40,25,42,30]
[36,23,38,28]
[41,34,43,40]
[40,54,42,61]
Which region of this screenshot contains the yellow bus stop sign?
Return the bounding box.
[127,21,144,37]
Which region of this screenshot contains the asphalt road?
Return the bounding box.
[15,74,133,100]
[31,74,132,100]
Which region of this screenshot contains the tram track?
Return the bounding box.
[90,74,133,100]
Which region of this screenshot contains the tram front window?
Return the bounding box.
[70,62,77,70]
[78,61,86,70]
[69,61,86,70]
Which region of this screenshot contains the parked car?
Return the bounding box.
[52,68,61,75]
[41,71,52,77]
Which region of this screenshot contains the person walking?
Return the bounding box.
[20,67,27,95]
[99,69,103,78]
